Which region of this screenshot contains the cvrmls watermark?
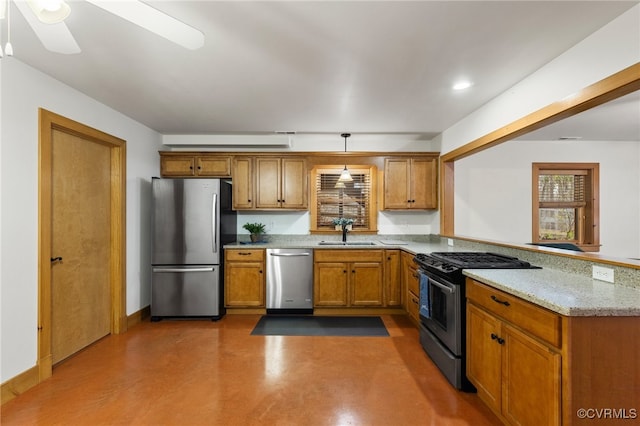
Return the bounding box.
[577,408,637,420]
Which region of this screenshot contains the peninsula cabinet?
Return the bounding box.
[466,278,640,426]
[401,251,420,323]
[383,157,437,210]
[314,250,384,307]
[224,249,265,307]
[255,157,307,210]
[160,153,231,177]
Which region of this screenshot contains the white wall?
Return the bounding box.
[455,140,640,259]
[0,59,163,382]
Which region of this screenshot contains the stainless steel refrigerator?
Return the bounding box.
[151,178,236,320]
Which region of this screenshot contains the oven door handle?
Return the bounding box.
[428,278,455,294]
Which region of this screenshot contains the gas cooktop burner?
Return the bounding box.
[413,252,538,279]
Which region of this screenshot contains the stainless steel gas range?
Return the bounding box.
[412,252,539,391]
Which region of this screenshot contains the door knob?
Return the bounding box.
[51,257,63,263]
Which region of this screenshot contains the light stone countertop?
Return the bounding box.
[463,268,640,317]
[224,238,640,317]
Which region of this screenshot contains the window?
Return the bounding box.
[532,163,599,251]
[310,165,378,233]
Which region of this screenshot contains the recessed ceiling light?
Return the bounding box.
[453,81,473,91]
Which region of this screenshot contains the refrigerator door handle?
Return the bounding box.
[212,193,218,254]
[153,267,215,273]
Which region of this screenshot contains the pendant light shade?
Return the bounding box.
[337,133,353,183]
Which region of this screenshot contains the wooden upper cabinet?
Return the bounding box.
[232,157,254,210]
[160,153,231,177]
[255,157,307,210]
[383,157,437,209]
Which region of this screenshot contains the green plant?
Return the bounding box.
[242,222,266,234]
[332,217,354,226]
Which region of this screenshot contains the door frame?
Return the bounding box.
[38,109,127,381]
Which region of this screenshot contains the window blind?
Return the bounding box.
[315,169,371,229]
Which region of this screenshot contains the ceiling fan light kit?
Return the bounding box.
[27,0,70,24]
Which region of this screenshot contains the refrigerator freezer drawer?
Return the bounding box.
[151,266,222,319]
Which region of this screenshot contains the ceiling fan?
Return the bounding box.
[0,0,204,56]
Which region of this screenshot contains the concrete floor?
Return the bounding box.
[1,314,499,425]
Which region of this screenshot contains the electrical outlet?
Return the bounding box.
[592,265,614,283]
[447,238,454,247]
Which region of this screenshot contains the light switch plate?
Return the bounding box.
[592,265,614,283]
[447,238,454,246]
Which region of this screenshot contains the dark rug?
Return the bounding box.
[250,315,389,337]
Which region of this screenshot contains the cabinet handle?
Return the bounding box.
[51,256,63,263]
[238,252,253,256]
[491,295,510,306]
[412,273,420,279]
[259,270,263,274]
[491,333,505,345]
[411,297,419,305]
[343,270,347,273]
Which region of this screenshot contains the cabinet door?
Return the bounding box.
[384,250,401,306]
[467,303,503,413]
[161,155,196,177]
[383,159,410,209]
[196,156,231,176]
[410,158,437,209]
[232,157,254,209]
[281,158,307,209]
[225,262,264,307]
[255,157,282,208]
[314,262,348,306]
[350,262,383,306]
[502,324,561,426]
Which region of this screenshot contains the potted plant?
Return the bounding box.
[243,222,266,243]
[332,217,354,231]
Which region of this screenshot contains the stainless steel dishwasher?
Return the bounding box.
[266,248,314,314]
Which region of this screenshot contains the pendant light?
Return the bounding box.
[337,133,353,183]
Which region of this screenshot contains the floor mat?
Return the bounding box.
[250,315,389,337]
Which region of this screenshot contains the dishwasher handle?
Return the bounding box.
[269,252,311,257]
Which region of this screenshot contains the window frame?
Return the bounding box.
[309,164,378,234]
[532,162,600,252]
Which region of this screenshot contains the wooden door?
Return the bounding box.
[232,157,254,209]
[466,303,503,413]
[255,157,281,208]
[51,130,112,364]
[383,159,410,209]
[314,262,348,306]
[281,158,307,209]
[502,323,561,426]
[410,158,437,209]
[224,262,264,307]
[350,262,383,306]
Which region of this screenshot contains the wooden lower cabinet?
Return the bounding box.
[384,250,401,306]
[467,303,561,426]
[467,278,640,426]
[224,249,265,307]
[401,251,420,322]
[314,250,383,308]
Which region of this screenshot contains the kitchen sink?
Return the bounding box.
[318,241,377,246]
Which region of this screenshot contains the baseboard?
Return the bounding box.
[1,365,39,405]
[127,305,151,328]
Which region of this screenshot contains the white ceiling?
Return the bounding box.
[7,0,639,140]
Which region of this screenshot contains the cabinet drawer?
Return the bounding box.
[407,265,419,296]
[407,290,420,321]
[225,249,265,261]
[315,249,383,263]
[466,279,561,348]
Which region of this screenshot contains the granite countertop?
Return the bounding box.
[463,268,640,317]
[224,239,640,317]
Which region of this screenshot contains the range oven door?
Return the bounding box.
[418,270,462,356]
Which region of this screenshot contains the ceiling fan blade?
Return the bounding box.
[13,0,80,54]
[85,0,204,50]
